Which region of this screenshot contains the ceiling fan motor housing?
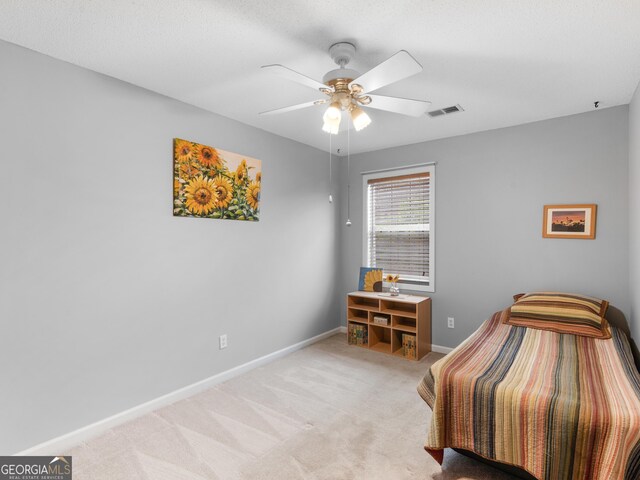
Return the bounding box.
[323,42,360,90]
[322,69,359,87]
[329,42,356,67]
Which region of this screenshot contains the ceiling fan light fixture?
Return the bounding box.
[322,116,340,134]
[323,102,341,122]
[322,101,342,134]
[322,121,339,134]
[350,106,371,131]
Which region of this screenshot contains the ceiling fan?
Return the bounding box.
[260,42,431,134]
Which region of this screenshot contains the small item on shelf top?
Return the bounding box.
[385,273,400,296]
[384,274,400,283]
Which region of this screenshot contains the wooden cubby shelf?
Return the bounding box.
[380,299,418,317]
[348,295,379,311]
[392,315,417,333]
[347,307,369,324]
[347,291,431,361]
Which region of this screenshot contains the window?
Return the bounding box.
[363,165,434,292]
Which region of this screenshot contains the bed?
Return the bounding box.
[417,293,640,480]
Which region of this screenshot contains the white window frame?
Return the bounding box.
[362,164,435,293]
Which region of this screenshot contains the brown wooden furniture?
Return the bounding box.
[347,291,431,360]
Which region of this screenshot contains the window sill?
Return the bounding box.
[383,281,434,294]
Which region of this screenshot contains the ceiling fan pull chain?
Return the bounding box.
[346,125,352,226]
[328,133,333,203]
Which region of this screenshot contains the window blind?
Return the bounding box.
[367,172,430,281]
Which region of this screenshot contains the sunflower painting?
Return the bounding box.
[173,138,261,221]
[358,267,383,292]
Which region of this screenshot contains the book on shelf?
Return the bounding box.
[349,323,368,346]
[402,333,416,359]
[360,325,368,345]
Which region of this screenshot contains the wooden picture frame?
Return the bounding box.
[542,204,597,239]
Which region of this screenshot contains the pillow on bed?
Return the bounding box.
[504,292,611,338]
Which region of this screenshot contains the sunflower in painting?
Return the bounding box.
[364,269,383,292]
[195,144,221,168]
[246,181,260,210]
[179,161,198,178]
[174,178,181,196]
[174,139,194,163]
[235,160,248,184]
[212,175,233,209]
[184,175,217,215]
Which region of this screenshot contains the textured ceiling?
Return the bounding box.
[2,0,640,155]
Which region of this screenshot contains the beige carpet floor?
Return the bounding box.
[66,333,517,479]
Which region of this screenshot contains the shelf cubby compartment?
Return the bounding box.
[369,325,392,354]
[347,308,369,324]
[369,311,391,326]
[392,315,416,333]
[380,299,417,317]
[347,322,369,348]
[392,330,417,360]
[348,295,380,311]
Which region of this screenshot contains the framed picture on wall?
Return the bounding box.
[542,204,597,239]
[173,138,261,221]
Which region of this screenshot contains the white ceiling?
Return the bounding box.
[2,0,640,155]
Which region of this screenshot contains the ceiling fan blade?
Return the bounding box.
[350,51,423,94]
[365,95,431,117]
[261,64,329,92]
[259,99,327,116]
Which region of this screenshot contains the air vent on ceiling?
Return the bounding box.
[427,104,464,118]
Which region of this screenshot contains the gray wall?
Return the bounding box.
[0,40,340,454]
[339,107,630,348]
[1,36,634,454]
[630,83,640,341]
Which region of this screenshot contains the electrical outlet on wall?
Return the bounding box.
[447,317,455,329]
[219,334,228,349]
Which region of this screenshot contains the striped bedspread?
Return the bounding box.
[417,309,640,480]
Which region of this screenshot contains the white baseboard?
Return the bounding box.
[16,326,344,456]
[338,326,347,333]
[431,344,454,354]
